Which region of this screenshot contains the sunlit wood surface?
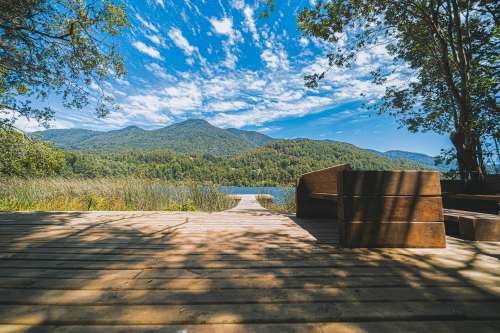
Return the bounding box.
[0,195,499,332]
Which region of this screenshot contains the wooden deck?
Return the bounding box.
[0,195,499,332]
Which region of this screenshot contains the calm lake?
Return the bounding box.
[219,186,294,204]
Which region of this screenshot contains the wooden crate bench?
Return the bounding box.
[441,176,500,214]
[295,164,351,218]
[444,208,500,241]
[338,171,446,248]
[296,167,447,248]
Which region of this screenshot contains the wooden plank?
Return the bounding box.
[1,286,498,305]
[0,274,488,290]
[341,221,446,248]
[299,164,351,195]
[0,258,390,269]
[444,209,500,241]
[1,321,499,333]
[1,302,499,325]
[452,194,500,201]
[340,196,444,222]
[309,193,340,201]
[0,267,406,279]
[340,170,441,196]
[296,164,350,218]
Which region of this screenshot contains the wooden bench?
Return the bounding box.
[338,170,446,248]
[296,167,446,248]
[295,164,351,219]
[444,208,500,241]
[441,176,500,214]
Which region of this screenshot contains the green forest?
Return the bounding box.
[2,127,425,186]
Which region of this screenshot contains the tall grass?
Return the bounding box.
[257,189,296,214]
[0,178,238,212]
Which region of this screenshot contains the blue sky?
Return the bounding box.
[16,0,450,155]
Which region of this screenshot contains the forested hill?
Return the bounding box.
[33,119,274,156]
[61,140,426,186]
[29,119,436,181]
[3,127,427,186]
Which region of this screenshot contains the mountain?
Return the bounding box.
[226,128,274,146]
[367,149,450,172]
[35,128,99,149]
[384,150,439,168]
[33,119,274,156]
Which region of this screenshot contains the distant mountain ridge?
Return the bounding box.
[366,149,449,172]
[34,119,437,170]
[33,119,275,156]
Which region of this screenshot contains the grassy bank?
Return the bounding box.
[0,178,238,212]
[257,190,296,214]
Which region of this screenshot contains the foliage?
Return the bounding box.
[53,139,427,186]
[295,0,499,180]
[33,119,274,156]
[0,178,238,211]
[0,0,128,127]
[0,127,67,176]
[1,123,429,187]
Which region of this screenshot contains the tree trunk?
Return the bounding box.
[450,130,485,181]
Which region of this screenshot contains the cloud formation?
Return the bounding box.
[132,41,164,60]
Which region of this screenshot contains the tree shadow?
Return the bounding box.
[0,209,499,332]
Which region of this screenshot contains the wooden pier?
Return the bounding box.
[0,195,499,332]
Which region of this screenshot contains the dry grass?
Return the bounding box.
[0,178,238,212]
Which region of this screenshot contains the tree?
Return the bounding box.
[0,127,67,176]
[292,0,498,180]
[0,0,128,128]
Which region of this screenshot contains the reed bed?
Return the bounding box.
[257,189,295,214]
[0,178,238,212]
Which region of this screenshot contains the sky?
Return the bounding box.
[15,0,451,156]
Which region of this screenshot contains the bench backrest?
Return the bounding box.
[340,170,442,196]
[441,175,500,195]
[297,164,352,195]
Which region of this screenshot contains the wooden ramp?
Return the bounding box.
[0,196,499,332]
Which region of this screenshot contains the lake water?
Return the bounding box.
[219,186,294,204]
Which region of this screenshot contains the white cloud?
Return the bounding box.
[1,109,74,132]
[88,81,99,91]
[132,41,164,60]
[209,16,242,45]
[144,63,176,81]
[299,37,309,47]
[163,82,203,113]
[135,14,159,33]
[120,94,172,123]
[230,0,245,10]
[222,44,238,69]
[210,17,233,36]
[260,50,279,69]
[243,6,259,43]
[355,51,371,65]
[207,101,249,112]
[115,78,130,86]
[156,0,164,8]
[145,34,163,46]
[168,28,195,56]
[260,48,289,71]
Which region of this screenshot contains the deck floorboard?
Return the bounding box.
[0,195,499,332]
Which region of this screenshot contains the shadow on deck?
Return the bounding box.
[0,205,498,332]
